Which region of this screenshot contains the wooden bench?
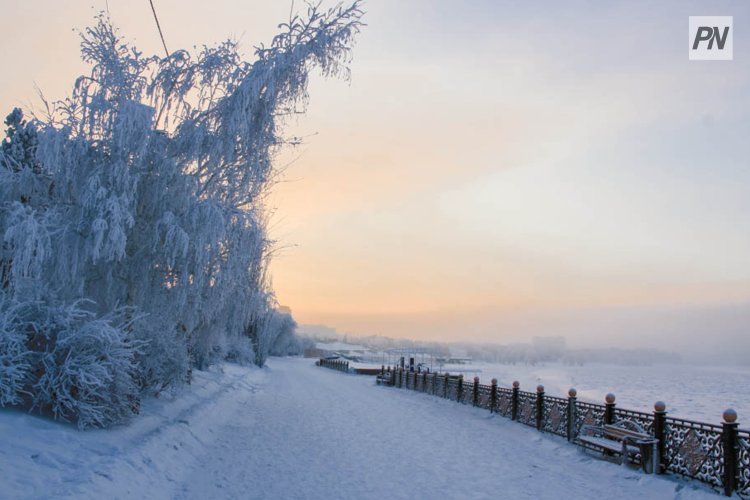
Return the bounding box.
[577,421,658,474]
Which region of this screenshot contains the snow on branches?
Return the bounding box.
[0,2,363,428]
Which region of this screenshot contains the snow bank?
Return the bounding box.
[0,358,719,499]
[0,364,267,499]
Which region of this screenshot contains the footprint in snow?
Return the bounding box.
[94,471,113,481]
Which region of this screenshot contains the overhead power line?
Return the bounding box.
[148,0,170,57]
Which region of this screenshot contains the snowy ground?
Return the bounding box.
[0,358,721,499]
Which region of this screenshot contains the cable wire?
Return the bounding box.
[148,0,170,57]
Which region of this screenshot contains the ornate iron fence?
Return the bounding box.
[614,407,654,434]
[476,383,493,410]
[542,395,569,438]
[446,377,460,400]
[360,364,750,496]
[495,388,513,418]
[738,430,750,498]
[459,378,474,405]
[663,417,724,489]
[434,374,446,397]
[574,401,606,435]
[318,358,349,372]
[516,390,537,428]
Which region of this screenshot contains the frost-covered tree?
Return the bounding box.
[0,2,363,428]
[269,311,301,357]
[249,307,298,367]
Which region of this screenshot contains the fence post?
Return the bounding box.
[473,376,479,407]
[722,409,739,497]
[536,385,545,431]
[604,393,616,425]
[444,373,450,399]
[457,375,463,403]
[511,381,519,420]
[567,388,577,441]
[653,401,667,474]
[423,372,427,392]
[490,378,498,413]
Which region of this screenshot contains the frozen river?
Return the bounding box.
[429,362,749,426]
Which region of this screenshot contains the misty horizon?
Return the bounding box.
[298,300,750,364]
[1,0,749,363]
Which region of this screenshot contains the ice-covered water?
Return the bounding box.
[435,362,749,426]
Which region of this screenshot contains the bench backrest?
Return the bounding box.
[603,424,650,441]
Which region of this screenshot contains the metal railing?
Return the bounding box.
[372,365,747,498]
[318,358,349,372]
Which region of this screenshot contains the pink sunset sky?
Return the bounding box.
[1,0,749,351]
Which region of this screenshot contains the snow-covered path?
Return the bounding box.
[177,358,713,500]
[0,358,718,499]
